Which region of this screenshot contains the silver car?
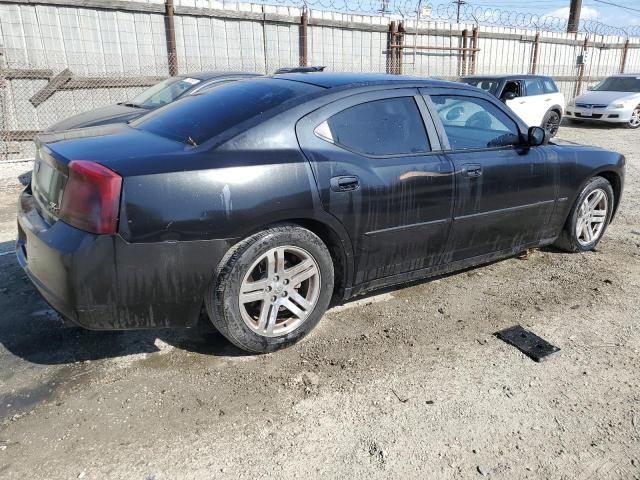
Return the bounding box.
[566,74,640,129]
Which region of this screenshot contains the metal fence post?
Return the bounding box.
[461,29,468,77]
[531,32,540,74]
[470,26,479,74]
[300,9,308,67]
[575,36,589,98]
[620,39,629,74]
[397,22,405,74]
[387,21,397,74]
[165,0,178,76]
[0,49,6,162]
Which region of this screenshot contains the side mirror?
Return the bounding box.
[528,126,549,147]
[502,91,517,102]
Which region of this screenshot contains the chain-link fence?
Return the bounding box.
[1,0,640,161]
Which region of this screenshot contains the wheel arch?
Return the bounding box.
[596,170,622,220]
[546,104,563,118]
[242,216,354,301]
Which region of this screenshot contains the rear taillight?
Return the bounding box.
[60,160,122,235]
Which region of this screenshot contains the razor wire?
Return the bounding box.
[252,0,640,37]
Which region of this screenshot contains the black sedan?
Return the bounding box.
[45,71,259,132]
[18,73,625,353]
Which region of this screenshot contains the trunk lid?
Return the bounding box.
[32,124,187,224]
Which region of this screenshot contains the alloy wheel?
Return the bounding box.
[545,112,560,136]
[575,188,609,246]
[629,108,640,128]
[238,246,321,337]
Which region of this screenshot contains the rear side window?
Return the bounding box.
[542,78,559,93]
[315,97,430,156]
[133,79,319,145]
[432,95,520,150]
[525,78,545,96]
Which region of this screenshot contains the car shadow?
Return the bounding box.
[0,240,250,366]
[560,118,625,131]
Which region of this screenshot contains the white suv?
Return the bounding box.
[461,75,565,137]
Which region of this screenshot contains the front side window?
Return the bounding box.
[315,97,430,156]
[542,78,559,94]
[502,80,523,99]
[525,78,545,96]
[432,95,520,150]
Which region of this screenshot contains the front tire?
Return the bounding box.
[206,225,334,353]
[542,110,561,137]
[624,106,640,129]
[553,177,614,252]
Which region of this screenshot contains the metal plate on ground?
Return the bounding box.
[495,325,560,362]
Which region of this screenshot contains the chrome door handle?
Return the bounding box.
[462,164,482,178]
[330,175,360,192]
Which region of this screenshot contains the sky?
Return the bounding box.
[441,0,640,27]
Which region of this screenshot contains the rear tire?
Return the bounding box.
[542,110,561,137]
[553,177,614,252]
[624,106,640,129]
[206,225,334,353]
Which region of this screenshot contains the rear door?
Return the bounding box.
[523,77,550,126]
[422,89,556,262]
[296,88,455,285]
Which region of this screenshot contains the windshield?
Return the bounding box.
[592,76,640,93]
[133,79,320,146]
[461,78,501,96]
[129,77,201,108]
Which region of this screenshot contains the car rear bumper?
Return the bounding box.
[565,107,633,123]
[17,188,234,330]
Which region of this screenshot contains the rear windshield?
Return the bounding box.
[132,79,320,145]
[592,76,640,93]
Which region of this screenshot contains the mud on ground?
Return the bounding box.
[0,125,638,479]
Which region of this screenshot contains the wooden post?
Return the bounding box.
[299,9,308,67]
[575,36,589,98]
[387,21,397,74]
[620,39,630,74]
[470,26,479,74]
[531,32,540,74]
[165,0,178,76]
[461,29,468,77]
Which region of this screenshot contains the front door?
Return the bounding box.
[423,90,555,262]
[502,79,534,125]
[296,89,455,285]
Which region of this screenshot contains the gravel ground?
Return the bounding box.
[0,124,638,479]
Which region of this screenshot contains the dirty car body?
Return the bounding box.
[17,73,625,345]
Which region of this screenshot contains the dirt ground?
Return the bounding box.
[0,124,638,480]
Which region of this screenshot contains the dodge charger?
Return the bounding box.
[17,73,625,353]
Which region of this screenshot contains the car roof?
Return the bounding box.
[179,71,261,81]
[271,72,470,90]
[462,74,552,80]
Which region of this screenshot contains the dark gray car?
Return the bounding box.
[46,71,260,132]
